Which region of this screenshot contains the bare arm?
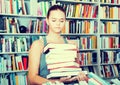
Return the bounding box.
[27,39,50,84]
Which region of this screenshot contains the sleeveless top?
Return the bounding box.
[39,36,68,78]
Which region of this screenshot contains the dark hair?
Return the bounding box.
[47,5,66,18]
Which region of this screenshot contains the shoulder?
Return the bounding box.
[29,37,44,52]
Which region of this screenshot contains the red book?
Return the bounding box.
[92,6,98,18]
[47,61,79,70]
[22,56,28,70]
[18,62,23,70]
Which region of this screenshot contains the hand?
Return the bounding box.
[59,76,77,83]
[76,71,88,81]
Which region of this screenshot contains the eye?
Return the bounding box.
[60,20,64,22]
[52,20,56,22]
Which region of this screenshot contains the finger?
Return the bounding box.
[70,76,78,81]
[60,76,71,82]
[77,73,87,81]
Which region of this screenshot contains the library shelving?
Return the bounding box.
[99,1,120,80]
[0,0,120,85]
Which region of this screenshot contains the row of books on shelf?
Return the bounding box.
[57,2,98,18]
[78,51,120,65]
[100,0,120,4]
[0,72,28,85]
[100,51,120,64]
[100,64,120,78]
[100,21,119,34]
[78,52,97,65]
[62,20,98,34]
[57,0,98,2]
[79,36,97,49]
[0,36,40,52]
[0,0,27,15]
[100,6,120,19]
[0,17,47,33]
[0,55,28,72]
[100,36,120,49]
[0,0,52,16]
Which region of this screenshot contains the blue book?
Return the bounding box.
[87,72,110,85]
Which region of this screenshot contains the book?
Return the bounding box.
[79,81,88,85]
[88,78,102,85]
[46,56,75,64]
[50,67,82,73]
[47,61,79,70]
[47,71,87,79]
[110,78,120,85]
[87,72,110,85]
[43,43,77,54]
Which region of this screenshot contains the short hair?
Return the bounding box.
[47,5,66,18]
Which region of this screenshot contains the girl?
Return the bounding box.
[28,5,87,85]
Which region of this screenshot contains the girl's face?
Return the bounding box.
[46,10,66,33]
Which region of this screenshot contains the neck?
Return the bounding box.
[47,33,61,39]
[47,31,62,39]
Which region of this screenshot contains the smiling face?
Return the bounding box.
[46,9,66,33]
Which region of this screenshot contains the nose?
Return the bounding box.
[56,21,60,26]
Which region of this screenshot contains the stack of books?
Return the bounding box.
[42,72,111,85]
[43,43,82,79]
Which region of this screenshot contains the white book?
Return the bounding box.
[47,71,87,79]
[47,61,79,70]
[50,67,82,73]
[45,49,77,57]
[46,57,75,64]
[88,78,102,85]
[79,81,88,85]
[111,79,120,85]
[47,71,80,79]
[44,43,77,53]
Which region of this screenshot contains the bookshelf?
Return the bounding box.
[99,1,120,79]
[0,0,120,85]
